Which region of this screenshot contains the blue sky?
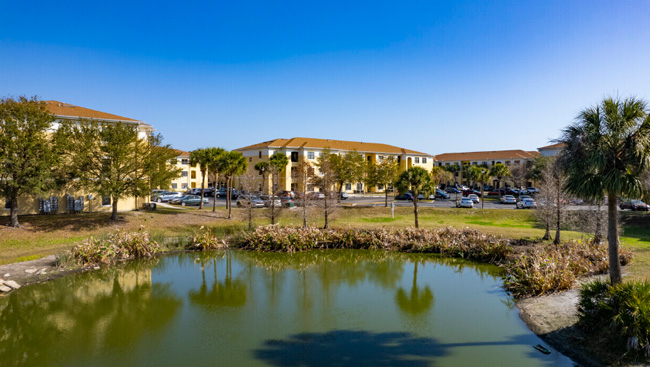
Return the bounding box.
[2,0,649,155]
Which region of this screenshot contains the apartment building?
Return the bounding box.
[537,142,565,157]
[433,149,540,188]
[169,149,207,191]
[3,101,154,216]
[234,137,434,193]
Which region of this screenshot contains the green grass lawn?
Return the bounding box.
[2,205,649,281]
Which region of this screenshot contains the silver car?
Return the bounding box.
[155,191,183,203]
[456,197,474,208]
[237,195,265,208]
[516,198,537,209]
[500,195,517,204]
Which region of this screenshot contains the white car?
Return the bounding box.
[456,197,474,208]
[516,198,537,209]
[500,195,516,204]
[468,194,480,204]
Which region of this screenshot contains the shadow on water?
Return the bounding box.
[254,330,559,367]
[189,253,247,310]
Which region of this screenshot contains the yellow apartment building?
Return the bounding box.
[433,149,540,188]
[234,137,434,193]
[3,101,154,216]
[168,149,208,192]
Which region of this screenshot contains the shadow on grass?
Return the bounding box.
[254,330,560,367]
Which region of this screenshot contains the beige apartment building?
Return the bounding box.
[168,149,207,191]
[234,137,434,193]
[3,101,154,216]
[433,149,540,188]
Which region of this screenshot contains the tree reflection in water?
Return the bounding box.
[189,251,247,310]
[0,260,181,367]
[395,261,434,316]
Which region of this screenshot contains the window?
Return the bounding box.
[422,158,427,164]
[291,151,299,162]
[169,158,178,165]
[181,183,187,189]
[191,182,197,188]
[181,159,189,165]
[259,151,262,158]
[415,157,420,164]
[378,155,384,160]
[181,171,188,177]
[514,160,520,165]
[307,184,314,191]
[345,183,351,190]
[378,184,384,190]
[172,183,177,189]
[505,161,511,166]
[356,183,363,191]
[249,157,252,162]
[4,198,10,210]
[291,167,297,177]
[102,196,111,206]
[191,171,197,179]
[308,151,315,159]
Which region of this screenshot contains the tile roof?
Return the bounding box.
[44,100,152,129]
[172,148,191,157]
[235,137,431,156]
[434,150,540,162]
[538,142,566,150]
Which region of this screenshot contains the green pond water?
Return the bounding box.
[0,250,576,367]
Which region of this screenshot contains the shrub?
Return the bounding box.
[187,226,228,251]
[578,280,650,361]
[504,240,633,297]
[233,226,513,263]
[71,226,160,266]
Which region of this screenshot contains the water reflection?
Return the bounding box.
[395,261,434,316]
[0,261,182,367]
[189,252,247,310]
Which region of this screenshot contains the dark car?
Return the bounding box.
[619,200,650,211]
[462,189,482,197]
[435,189,450,199]
[395,192,425,201]
[340,192,349,200]
[216,188,239,199]
[445,187,461,194]
[202,188,215,197]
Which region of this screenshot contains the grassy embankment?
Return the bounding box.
[1,204,649,279]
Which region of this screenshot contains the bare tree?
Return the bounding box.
[239,171,259,230]
[292,161,313,228]
[314,149,339,229]
[534,157,568,244]
[510,163,529,190]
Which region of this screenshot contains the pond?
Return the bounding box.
[0,250,575,367]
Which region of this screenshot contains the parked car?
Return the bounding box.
[169,195,191,205]
[307,192,325,200]
[180,195,209,206]
[446,187,461,194]
[517,195,532,202]
[216,188,239,199]
[395,192,424,201]
[236,195,266,208]
[279,190,296,199]
[526,187,539,194]
[188,188,203,195]
[435,189,450,199]
[462,189,482,197]
[500,195,517,204]
[456,197,474,208]
[154,191,183,203]
[340,192,349,200]
[202,188,215,197]
[467,194,480,204]
[260,195,282,207]
[516,198,538,209]
[619,200,650,211]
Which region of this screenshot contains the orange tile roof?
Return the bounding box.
[434,150,540,162]
[235,137,431,156]
[172,148,191,157]
[44,100,152,129]
[538,142,565,150]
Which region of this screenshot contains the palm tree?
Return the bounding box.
[206,147,226,212]
[489,163,510,196]
[396,167,433,228]
[268,152,288,225]
[254,161,271,194]
[221,151,247,219]
[475,167,491,209]
[189,148,211,209]
[559,96,650,285]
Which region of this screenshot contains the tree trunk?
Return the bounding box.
[227,177,232,219]
[248,201,253,231]
[212,173,218,212]
[480,186,484,210]
[323,195,329,229]
[199,173,205,209]
[337,182,342,204]
[543,222,551,240]
[607,194,622,285]
[9,196,19,228]
[385,189,388,208]
[302,194,307,228]
[553,175,561,245]
[111,197,119,221]
[413,195,419,229]
[594,202,603,244]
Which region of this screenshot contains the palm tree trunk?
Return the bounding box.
[607,194,622,285]
[385,189,388,208]
[212,173,218,212]
[553,174,561,245]
[9,196,19,228]
[413,196,419,229]
[199,172,205,209]
[227,177,232,219]
[323,194,329,229]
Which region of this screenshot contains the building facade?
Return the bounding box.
[234,137,434,193]
[537,142,565,157]
[168,149,208,191]
[433,149,540,188]
[3,101,154,216]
